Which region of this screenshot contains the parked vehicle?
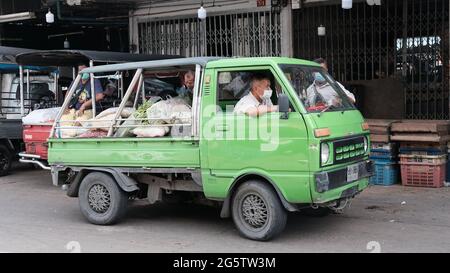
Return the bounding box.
[47,57,373,241]
[0,46,58,176]
[16,50,179,169]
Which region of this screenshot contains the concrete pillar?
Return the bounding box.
[280,3,293,57]
[129,10,140,53]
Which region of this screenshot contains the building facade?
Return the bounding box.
[129,0,292,57]
[130,0,450,120]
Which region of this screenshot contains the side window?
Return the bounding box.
[216,69,291,112]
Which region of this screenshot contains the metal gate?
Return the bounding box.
[293,0,450,119]
[137,10,282,58]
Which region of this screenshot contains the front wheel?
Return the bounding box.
[78,172,128,225]
[231,180,287,241]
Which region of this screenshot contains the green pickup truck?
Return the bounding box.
[48,57,372,241]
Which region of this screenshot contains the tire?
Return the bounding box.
[78,172,128,225]
[0,145,12,177]
[231,180,287,241]
[302,207,332,217]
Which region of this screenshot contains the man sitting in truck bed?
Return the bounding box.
[176,70,195,106]
[233,74,278,117]
[69,65,106,117]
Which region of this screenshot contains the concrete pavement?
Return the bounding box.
[0,165,449,253]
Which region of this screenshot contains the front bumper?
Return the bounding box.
[314,160,373,193]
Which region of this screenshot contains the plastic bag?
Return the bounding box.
[146,100,172,124]
[96,107,135,119]
[58,127,88,138]
[132,126,169,138]
[169,104,192,124]
[170,125,192,138]
[56,109,93,138]
[22,107,61,125]
[146,97,192,124]
[83,113,116,132]
[114,115,138,138]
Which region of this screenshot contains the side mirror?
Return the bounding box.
[278,94,289,119]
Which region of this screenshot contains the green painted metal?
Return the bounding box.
[48,137,200,168]
[48,57,369,206]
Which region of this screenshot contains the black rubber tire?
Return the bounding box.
[302,207,332,217]
[231,180,287,241]
[0,145,12,177]
[78,172,128,225]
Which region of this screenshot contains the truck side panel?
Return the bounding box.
[48,138,201,168]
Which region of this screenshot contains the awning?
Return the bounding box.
[16,50,182,67]
[0,46,37,64]
[0,63,56,73]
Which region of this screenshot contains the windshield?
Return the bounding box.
[279,64,355,113]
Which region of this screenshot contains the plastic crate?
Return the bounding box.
[400,142,447,151]
[399,146,444,156]
[399,154,447,164]
[369,150,397,160]
[371,148,397,154]
[369,156,396,164]
[399,154,446,188]
[370,161,399,186]
[371,142,397,151]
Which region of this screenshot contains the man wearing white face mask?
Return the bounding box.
[233,74,278,117]
[312,58,356,104]
[306,71,356,108]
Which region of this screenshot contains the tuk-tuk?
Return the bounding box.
[16,50,179,169]
[0,46,57,176]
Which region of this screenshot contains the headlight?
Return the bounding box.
[321,142,330,164]
[363,136,369,152]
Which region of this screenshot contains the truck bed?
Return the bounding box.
[48,137,201,168]
[0,119,23,140]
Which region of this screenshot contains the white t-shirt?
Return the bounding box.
[233,92,273,115]
[306,81,355,106]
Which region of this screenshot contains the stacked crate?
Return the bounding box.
[367,119,399,186]
[391,120,450,188]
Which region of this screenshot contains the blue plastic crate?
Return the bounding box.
[370,161,399,186]
[371,148,398,155]
[369,150,397,160]
[369,156,397,164]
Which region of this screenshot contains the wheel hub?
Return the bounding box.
[88,184,111,213]
[241,194,268,229]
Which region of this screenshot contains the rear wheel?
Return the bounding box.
[78,172,128,225]
[0,145,12,177]
[231,180,287,241]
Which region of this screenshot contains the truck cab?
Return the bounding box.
[48,57,372,241]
